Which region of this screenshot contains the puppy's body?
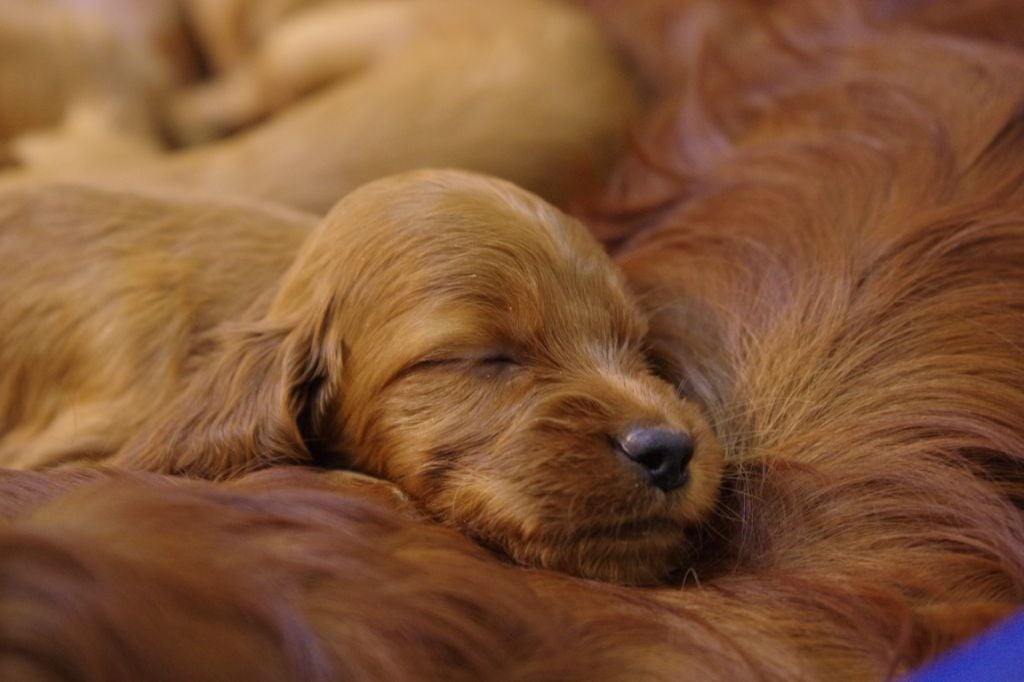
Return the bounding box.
[0,182,313,466]
[0,170,721,584]
[149,0,639,210]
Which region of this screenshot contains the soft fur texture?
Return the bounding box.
[0,170,721,585]
[2,0,1024,679]
[3,467,796,682]
[5,0,637,211]
[584,0,1024,674]
[0,182,313,466]
[0,0,193,163]
[0,468,595,682]
[0,466,1012,682]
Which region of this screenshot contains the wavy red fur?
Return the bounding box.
[2,0,1024,679]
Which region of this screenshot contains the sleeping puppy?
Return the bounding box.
[0,170,722,584]
[9,0,637,212]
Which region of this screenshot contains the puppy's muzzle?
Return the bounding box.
[614,426,694,492]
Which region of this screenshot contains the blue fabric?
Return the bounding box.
[904,609,1024,682]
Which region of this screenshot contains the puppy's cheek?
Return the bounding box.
[348,385,522,501]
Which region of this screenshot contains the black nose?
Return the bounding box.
[615,426,694,492]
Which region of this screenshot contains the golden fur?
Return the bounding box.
[4,0,636,210]
[0,183,312,466]
[0,0,192,162]
[2,0,1024,679]
[0,170,721,585]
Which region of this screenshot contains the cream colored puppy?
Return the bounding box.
[11,0,637,211]
[0,0,189,164]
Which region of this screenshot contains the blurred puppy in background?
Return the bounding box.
[2,0,637,211]
[0,169,721,584]
[0,0,190,167]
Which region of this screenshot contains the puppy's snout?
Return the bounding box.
[615,426,694,492]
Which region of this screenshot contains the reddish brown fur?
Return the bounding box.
[0,468,602,682]
[1,467,844,681]
[2,0,1024,679]
[0,466,1012,681]
[0,170,721,585]
[587,0,1024,675]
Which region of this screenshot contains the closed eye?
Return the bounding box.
[397,353,523,380]
[462,354,524,380]
[477,354,519,368]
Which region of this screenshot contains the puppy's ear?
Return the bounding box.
[116,314,343,479]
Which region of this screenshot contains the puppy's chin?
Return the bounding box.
[355,374,725,584]
[442,497,711,585]
[504,519,698,586]
[413,437,723,586]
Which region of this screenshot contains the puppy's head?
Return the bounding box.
[129,170,722,584]
[266,169,722,584]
